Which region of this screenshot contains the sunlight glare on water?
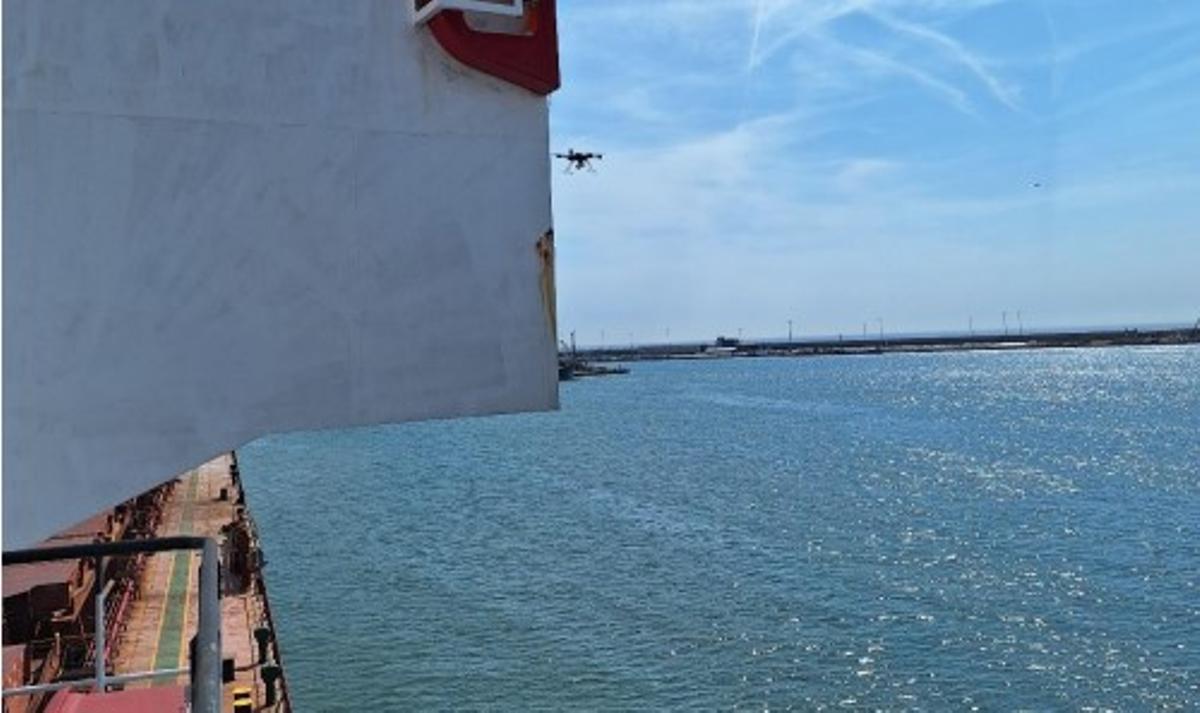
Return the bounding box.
[242,347,1199,710]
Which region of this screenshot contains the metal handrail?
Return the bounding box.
[2,667,190,697]
[3,537,221,713]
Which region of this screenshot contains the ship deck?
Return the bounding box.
[113,455,288,711]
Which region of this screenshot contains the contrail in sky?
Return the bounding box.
[748,0,767,72]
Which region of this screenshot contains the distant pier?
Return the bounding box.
[575,327,1200,363]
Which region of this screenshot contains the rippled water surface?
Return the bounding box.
[241,347,1199,710]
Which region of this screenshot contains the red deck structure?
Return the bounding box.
[42,686,187,713]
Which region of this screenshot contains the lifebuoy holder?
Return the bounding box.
[414,0,561,96]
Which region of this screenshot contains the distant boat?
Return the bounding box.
[558,355,628,379]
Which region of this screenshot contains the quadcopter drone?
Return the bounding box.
[554,149,603,173]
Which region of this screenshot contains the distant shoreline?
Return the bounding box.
[575,327,1200,363]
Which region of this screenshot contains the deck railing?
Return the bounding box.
[2,537,222,713]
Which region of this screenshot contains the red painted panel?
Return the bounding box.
[43,686,186,713]
[428,0,560,95]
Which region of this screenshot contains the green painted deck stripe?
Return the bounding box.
[152,476,197,678]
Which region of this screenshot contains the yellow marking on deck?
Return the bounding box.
[178,551,196,669]
[149,473,197,678]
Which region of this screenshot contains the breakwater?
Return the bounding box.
[578,327,1199,362]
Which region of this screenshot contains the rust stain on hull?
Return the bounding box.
[536,229,557,345]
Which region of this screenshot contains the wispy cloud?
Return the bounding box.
[822,36,977,116]
[748,0,768,73]
[835,158,900,191]
[862,7,1022,111]
[736,0,1023,118]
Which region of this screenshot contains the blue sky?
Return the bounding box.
[549,0,1200,344]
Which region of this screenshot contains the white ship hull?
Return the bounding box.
[3,0,560,545]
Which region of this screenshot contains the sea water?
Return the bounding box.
[241,346,1199,710]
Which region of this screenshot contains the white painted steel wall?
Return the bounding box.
[3,0,559,546]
